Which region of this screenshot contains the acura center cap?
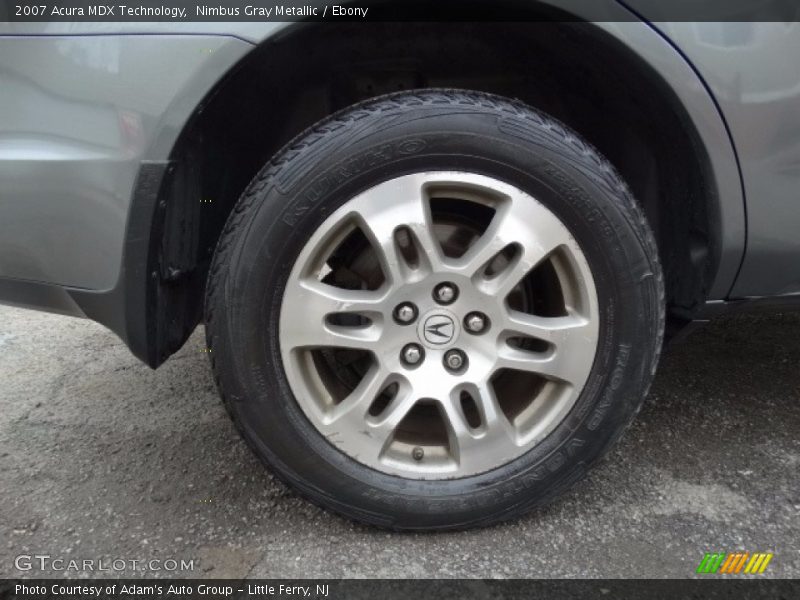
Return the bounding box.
[417,309,460,349]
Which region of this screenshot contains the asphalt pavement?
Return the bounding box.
[1,305,798,578]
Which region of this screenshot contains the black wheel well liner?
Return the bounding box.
[140,20,719,366]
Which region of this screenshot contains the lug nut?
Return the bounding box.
[465,312,488,334]
[402,343,424,366]
[444,349,467,371]
[394,302,417,324]
[433,282,458,305]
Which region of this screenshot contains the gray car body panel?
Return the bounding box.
[0,31,254,290]
[0,8,797,360]
[655,22,800,297]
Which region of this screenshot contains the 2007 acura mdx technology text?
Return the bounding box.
[2,7,799,529]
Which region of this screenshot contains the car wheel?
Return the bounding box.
[205,90,664,530]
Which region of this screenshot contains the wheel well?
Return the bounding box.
[158,21,717,357]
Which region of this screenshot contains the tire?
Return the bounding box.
[205,89,664,530]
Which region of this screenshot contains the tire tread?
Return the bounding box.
[204,89,665,530]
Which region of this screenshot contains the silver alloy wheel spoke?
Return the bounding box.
[455,192,573,297]
[504,312,591,347]
[440,395,482,461]
[366,384,419,454]
[354,178,444,282]
[450,382,520,459]
[472,381,520,446]
[324,364,392,425]
[496,345,582,385]
[501,312,595,382]
[280,172,599,479]
[282,280,387,351]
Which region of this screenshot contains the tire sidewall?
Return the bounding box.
[209,94,661,528]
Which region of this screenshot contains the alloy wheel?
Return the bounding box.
[279,172,599,479]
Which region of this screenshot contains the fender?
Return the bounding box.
[0,2,746,367]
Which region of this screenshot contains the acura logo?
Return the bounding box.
[422,315,455,345]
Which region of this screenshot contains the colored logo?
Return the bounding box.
[696,552,773,574]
